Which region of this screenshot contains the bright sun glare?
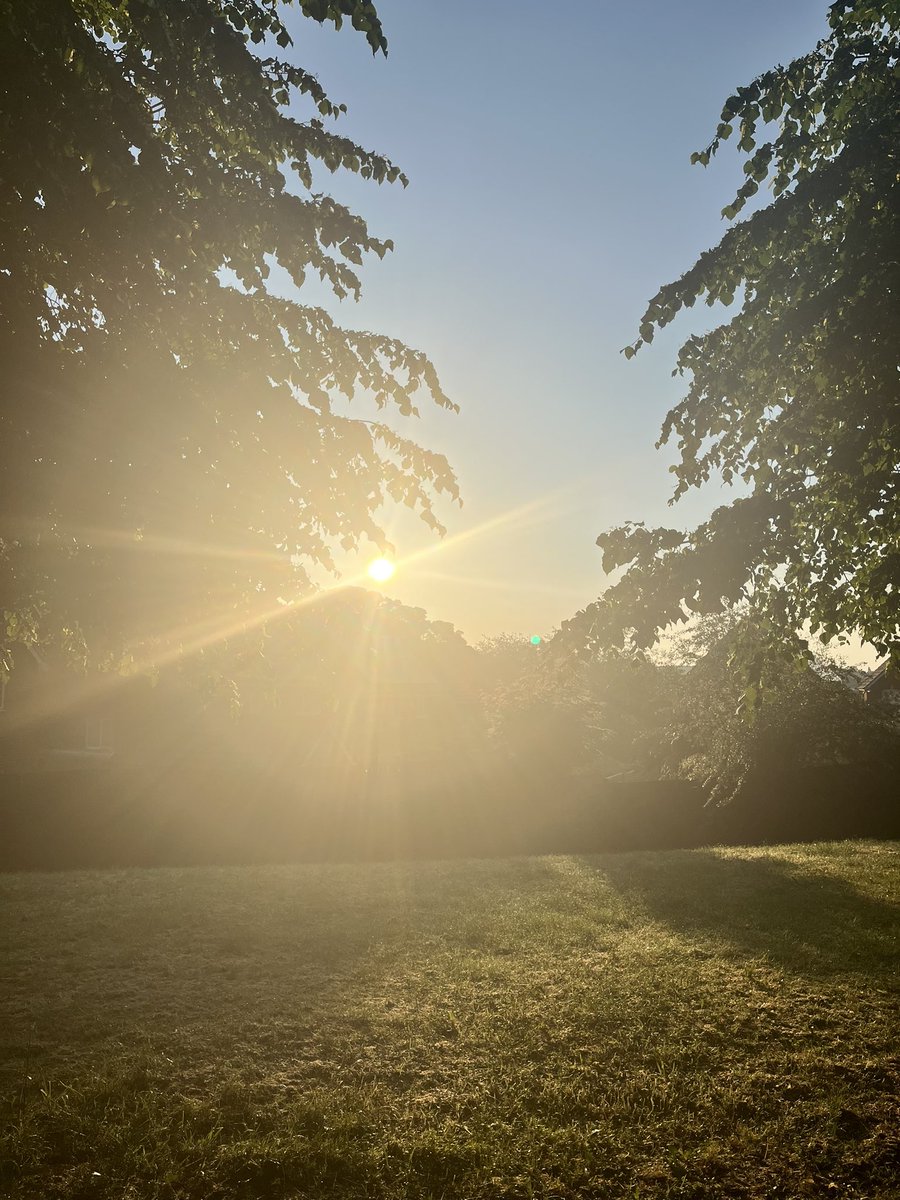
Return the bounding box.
[367,557,396,583]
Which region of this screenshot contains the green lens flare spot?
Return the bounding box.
[530,635,542,645]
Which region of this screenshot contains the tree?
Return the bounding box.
[564,0,899,661]
[649,613,900,800]
[475,633,538,692]
[480,636,671,789]
[0,0,458,667]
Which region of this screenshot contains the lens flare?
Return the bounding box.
[367,557,396,583]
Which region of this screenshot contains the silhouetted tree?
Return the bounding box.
[0,1,457,667]
[231,589,482,793]
[475,634,538,692]
[482,638,671,790]
[651,615,900,800]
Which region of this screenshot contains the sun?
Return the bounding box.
[367,556,396,583]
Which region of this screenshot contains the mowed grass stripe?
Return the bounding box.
[2,842,898,1198]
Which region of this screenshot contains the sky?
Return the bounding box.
[276,0,830,644]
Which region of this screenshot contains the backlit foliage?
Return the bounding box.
[566,0,900,657]
[0,0,458,662]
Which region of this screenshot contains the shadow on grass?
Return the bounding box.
[0,857,598,1088]
[582,848,900,980]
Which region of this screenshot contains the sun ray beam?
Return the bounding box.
[3,481,598,732]
[411,569,593,601]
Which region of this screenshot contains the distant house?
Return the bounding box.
[859,661,900,712]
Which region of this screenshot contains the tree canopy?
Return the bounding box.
[0,0,457,665]
[564,0,900,660]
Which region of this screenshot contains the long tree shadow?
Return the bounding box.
[0,856,585,1089]
[581,847,900,981]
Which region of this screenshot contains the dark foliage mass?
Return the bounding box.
[0,0,457,665]
[566,1,900,658]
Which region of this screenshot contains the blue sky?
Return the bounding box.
[279,0,829,642]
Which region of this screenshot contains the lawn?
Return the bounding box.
[1,842,898,1199]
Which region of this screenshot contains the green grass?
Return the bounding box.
[1,842,898,1199]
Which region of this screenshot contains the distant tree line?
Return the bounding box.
[3,597,899,871]
[158,600,900,805]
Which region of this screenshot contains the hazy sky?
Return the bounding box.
[279,0,829,644]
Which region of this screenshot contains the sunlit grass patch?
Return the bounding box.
[1,842,898,1198]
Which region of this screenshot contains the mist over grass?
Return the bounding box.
[2,841,898,1198]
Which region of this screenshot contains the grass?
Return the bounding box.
[1,841,898,1199]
